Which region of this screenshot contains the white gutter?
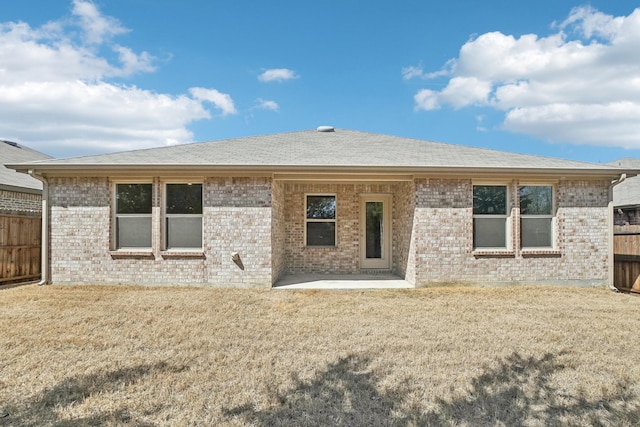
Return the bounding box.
[608,174,627,291]
[28,170,48,286]
[7,163,635,179]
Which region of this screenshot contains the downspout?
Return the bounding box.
[28,170,48,286]
[608,174,626,292]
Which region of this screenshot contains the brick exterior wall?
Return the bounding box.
[0,189,42,216]
[271,180,286,281]
[48,177,112,284]
[283,182,411,274]
[48,176,274,287]
[409,178,610,286]
[410,178,473,286]
[393,181,415,282]
[203,177,273,287]
[45,176,611,287]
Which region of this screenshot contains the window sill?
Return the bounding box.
[305,246,338,250]
[521,249,561,258]
[160,250,205,259]
[472,249,515,258]
[110,250,154,259]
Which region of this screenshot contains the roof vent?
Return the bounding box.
[316,126,335,132]
[1,140,19,148]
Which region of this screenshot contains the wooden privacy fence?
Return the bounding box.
[0,214,41,283]
[614,225,640,293]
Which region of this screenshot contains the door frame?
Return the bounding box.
[359,194,392,269]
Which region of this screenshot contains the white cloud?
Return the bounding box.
[402,60,454,80]
[189,87,237,116]
[71,0,128,45]
[0,0,237,157]
[0,80,210,154]
[258,68,299,82]
[476,114,488,133]
[559,6,623,41]
[111,45,155,76]
[504,102,640,148]
[414,77,492,110]
[410,6,640,149]
[414,89,440,111]
[402,65,426,80]
[253,98,279,111]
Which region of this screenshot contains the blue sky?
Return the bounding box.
[1,0,640,163]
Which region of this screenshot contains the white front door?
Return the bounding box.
[360,194,392,269]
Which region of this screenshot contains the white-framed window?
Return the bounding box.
[473,184,509,249]
[164,183,203,250]
[305,194,336,247]
[519,185,554,248]
[114,183,153,249]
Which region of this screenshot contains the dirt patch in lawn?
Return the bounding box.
[1,285,640,426]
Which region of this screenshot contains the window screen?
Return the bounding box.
[520,186,553,248]
[473,185,508,248]
[115,184,152,248]
[165,183,203,249]
[306,195,336,247]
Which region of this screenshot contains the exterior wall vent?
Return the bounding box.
[316,126,335,132]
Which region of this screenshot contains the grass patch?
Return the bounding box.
[1,284,640,425]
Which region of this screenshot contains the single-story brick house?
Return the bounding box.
[8,128,638,287]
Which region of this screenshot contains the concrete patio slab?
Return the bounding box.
[273,273,413,289]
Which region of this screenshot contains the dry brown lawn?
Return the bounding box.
[1,284,640,426]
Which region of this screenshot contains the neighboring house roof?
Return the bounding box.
[8,128,637,179]
[0,140,52,193]
[608,158,640,207]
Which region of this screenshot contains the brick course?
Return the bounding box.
[0,190,42,216]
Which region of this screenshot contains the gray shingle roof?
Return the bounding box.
[7,129,634,177]
[0,140,52,192]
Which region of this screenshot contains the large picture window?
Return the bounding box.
[165,183,203,249]
[520,185,554,248]
[115,183,152,249]
[473,185,508,249]
[306,195,336,247]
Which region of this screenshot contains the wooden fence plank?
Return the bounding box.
[614,228,640,291]
[0,214,41,283]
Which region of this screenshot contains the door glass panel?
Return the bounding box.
[366,201,383,259]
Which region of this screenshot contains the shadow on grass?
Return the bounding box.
[423,352,640,426]
[226,352,640,426]
[1,361,183,426]
[225,354,402,426]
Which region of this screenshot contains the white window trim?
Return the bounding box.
[472,183,512,251]
[519,184,556,250]
[111,181,153,251]
[163,181,204,251]
[304,193,337,248]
